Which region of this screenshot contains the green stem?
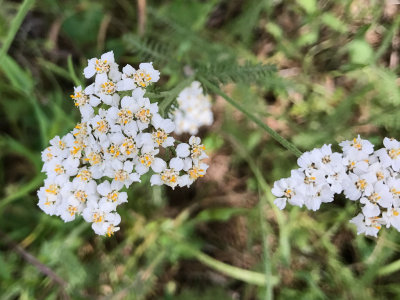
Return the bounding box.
[67,55,82,87]
[199,76,302,157]
[185,243,278,287]
[0,0,35,63]
[166,230,278,287]
[158,76,194,116]
[258,190,273,300]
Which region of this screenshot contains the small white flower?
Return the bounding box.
[304,184,334,211]
[339,135,374,160]
[376,138,400,171]
[37,177,66,216]
[108,160,140,189]
[133,63,160,88]
[350,213,383,237]
[135,150,166,175]
[271,177,304,209]
[189,136,208,162]
[58,197,85,222]
[70,86,100,121]
[97,180,128,209]
[116,64,137,91]
[151,114,175,148]
[382,207,400,231]
[83,51,119,85]
[343,172,376,201]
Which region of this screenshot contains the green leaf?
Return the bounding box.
[0,55,33,92]
[297,0,317,14]
[193,207,246,222]
[321,13,347,33]
[348,40,373,65]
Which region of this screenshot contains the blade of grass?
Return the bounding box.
[199,76,302,157]
[0,0,35,63]
[0,135,41,171]
[0,174,45,211]
[67,55,82,87]
[373,15,400,63]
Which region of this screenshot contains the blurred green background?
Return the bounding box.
[1,0,400,299]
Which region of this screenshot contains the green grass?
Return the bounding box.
[1,0,400,299]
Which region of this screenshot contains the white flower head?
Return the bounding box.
[171,81,213,135]
[39,52,209,236]
[339,135,374,160]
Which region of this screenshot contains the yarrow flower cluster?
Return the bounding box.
[38,51,208,237]
[170,81,213,135]
[272,136,400,237]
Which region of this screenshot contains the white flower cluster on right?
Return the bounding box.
[272,136,400,237]
[170,81,213,135]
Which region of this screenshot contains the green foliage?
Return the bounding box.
[1,0,400,299]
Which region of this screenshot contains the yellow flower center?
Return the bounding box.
[284,189,294,198]
[139,154,154,167]
[391,188,400,197]
[45,184,59,195]
[152,129,168,146]
[322,155,331,164]
[356,179,367,191]
[68,205,78,216]
[191,144,206,159]
[161,169,178,185]
[352,138,362,150]
[188,166,205,180]
[107,191,119,202]
[85,152,102,165]
[304,176,317,184]
[107,225,116,237]
[134,69,152,87]
[100,81,116,95]
[54,164,65,175]
[108,144,120,158]
[58,140,66,150]
[74,190,88,202]
[135,108,152,123]
[92,212,104,223]
[77,169,92,182]
[114,170,128,182]
[96,119,109,133]
[376,172,385,181]
[95,59,110,73]
[118,109,133,125]
[368,193,381,203]
[70,91,89,107]
[73,122,87,137]
[121,138,136,156]
[388,148,400,159]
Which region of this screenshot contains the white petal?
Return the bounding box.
[176,143,190,157]
[150,174,163,186]
[170,157,184,171]
[151,158,167,173]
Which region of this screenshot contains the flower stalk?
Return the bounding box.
[198,76,302,158]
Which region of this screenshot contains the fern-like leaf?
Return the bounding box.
[196,60,277,86]
[123,34,175,64]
